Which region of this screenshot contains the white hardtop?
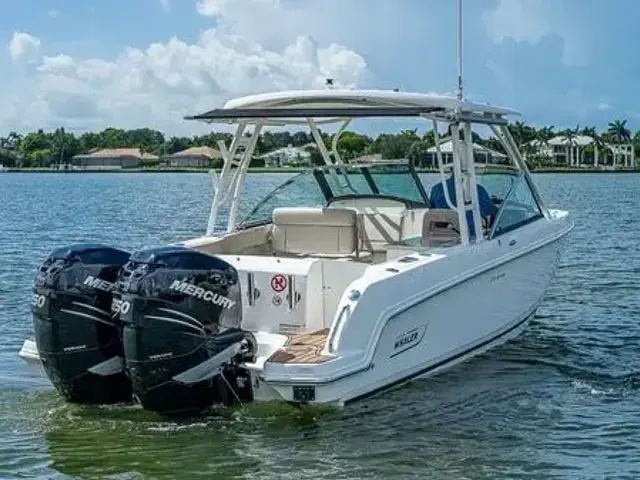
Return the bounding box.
[223,89,520,116]
[186,88,520,126]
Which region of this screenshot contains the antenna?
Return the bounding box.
[456,0,463,101]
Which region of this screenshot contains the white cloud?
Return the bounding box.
[2,19,369,134]
[196,0,279,18]
[193,0,385,53]
[8,32,41,61]
[159,0,170,12]
[483,0,586,66]
[195,0,222,16]
[483,0,552,44]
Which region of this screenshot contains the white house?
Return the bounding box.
[528,135,635,167]
[260,144,312,167]
[608,143,635,167]
[425,139,507,166]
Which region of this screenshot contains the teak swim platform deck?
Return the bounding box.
[268,329,332,364]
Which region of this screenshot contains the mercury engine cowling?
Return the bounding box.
[116,245,255,416]
[31,243,133,404]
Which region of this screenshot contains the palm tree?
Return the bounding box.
[508,121,536,148]
[607,119,632,167]
[5,131,21,150]
[578,126,597,165]
[508,121,525,147]
[609,119,631,166]
[607,119,632,142]
[536,126,555,143]
[534,126,555,164]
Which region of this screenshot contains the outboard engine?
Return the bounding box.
[115,246,255,416]
[31,243,132,404]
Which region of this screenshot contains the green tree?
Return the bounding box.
[78,132,101,153]
[166,136,192,154]
[0,148,18,167]
[607,119,631,143]
[633,130,640,160]
[336,131,372,160]
[51,127,80,163]
[606,119,632,167]
[581,126,596,138]
[126,128,165,153]
[304,145,325,165]
[508,121,536,148]
[369,129,420,159]
[4,117,640,171]
[407,134,435,167]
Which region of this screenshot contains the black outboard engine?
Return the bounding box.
[31,243,133,404]
[116,246,255,416]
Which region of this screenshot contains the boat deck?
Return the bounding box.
[268,329,332,364]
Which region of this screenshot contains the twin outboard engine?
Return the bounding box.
[115,246,255,416]
[31,243,132,404]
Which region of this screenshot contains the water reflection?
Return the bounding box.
[40,398,338,479]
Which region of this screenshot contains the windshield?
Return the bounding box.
[490,174,544,237]
[324,163,427,205]
[239,170,327,228]
[238,162,428,228]
[475,167,520,204]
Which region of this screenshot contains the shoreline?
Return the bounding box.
[2,167,639,174]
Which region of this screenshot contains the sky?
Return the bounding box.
[1,0,638,137]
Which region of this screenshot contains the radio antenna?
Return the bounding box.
[456,0,463,101]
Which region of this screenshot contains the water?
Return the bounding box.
[1,171,639,479]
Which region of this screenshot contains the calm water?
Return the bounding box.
[0,171,639,479]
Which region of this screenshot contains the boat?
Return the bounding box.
[18,86,573,414]
[17,3,573,416]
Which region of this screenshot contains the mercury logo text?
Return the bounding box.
[169,280,236,309]
[84,276,116,292]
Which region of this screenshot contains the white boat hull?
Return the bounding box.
[247,212,571,405]
[19,212,571,408]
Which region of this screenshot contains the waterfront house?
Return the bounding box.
[424,139,507,166]
[163,146,222,168]
[71,148,158,169]
[527,135,635,167]
[259,144,312,167]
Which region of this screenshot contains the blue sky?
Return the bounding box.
[1,0,638,136]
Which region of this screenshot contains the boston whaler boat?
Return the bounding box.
[18,3,573,415]
[18,87,573,414]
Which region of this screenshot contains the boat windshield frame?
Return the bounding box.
[236,161,430,230]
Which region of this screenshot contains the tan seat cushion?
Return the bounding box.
[271,207,359,256]
[421,209,461,246]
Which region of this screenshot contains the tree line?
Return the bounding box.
[0,119,637,168]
